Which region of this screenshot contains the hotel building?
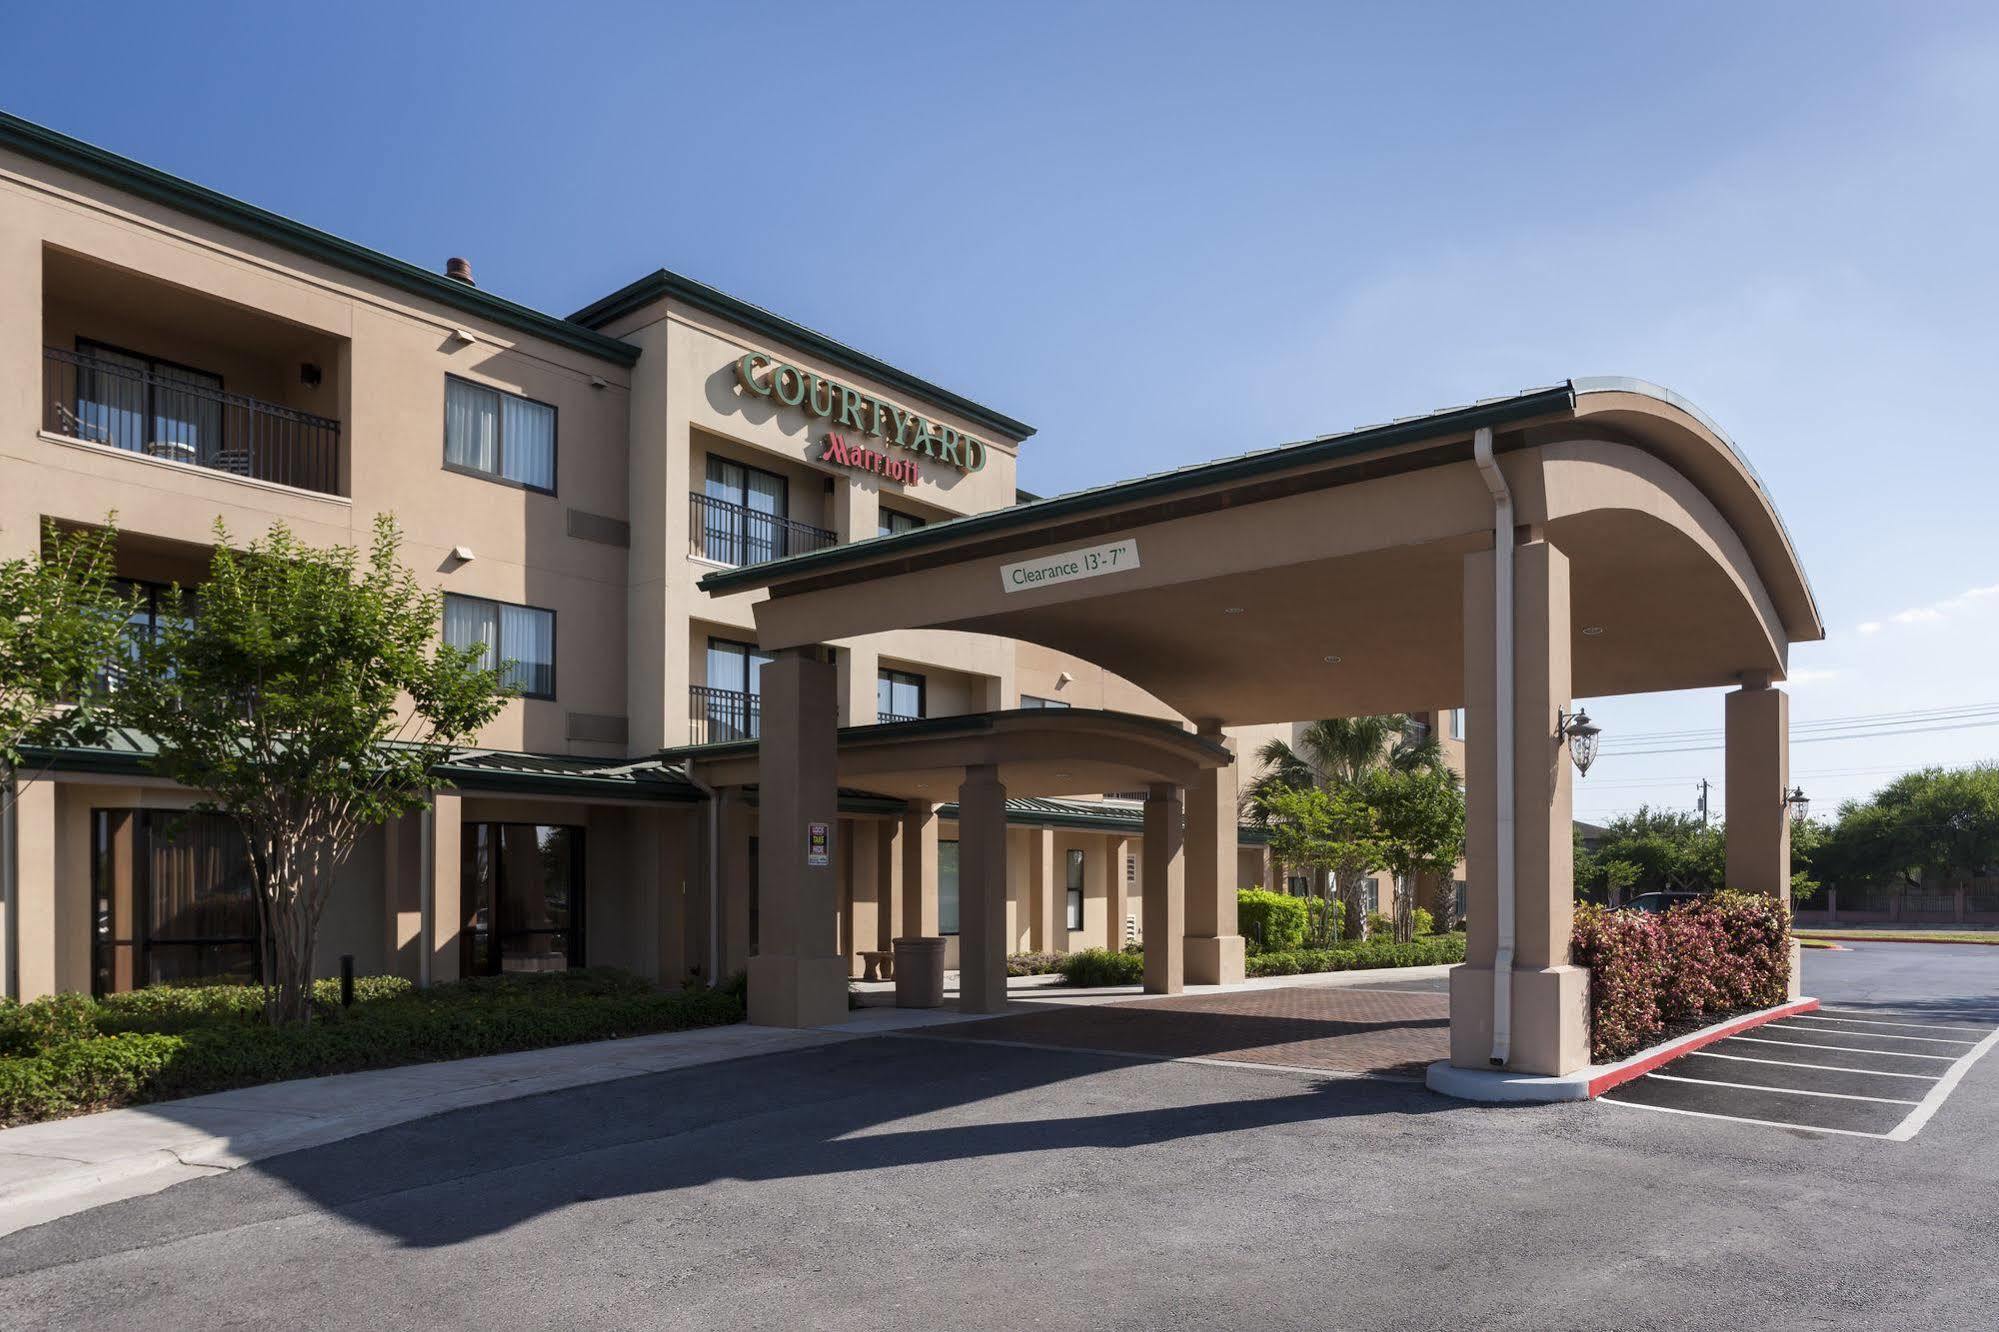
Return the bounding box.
[0,113,1463,1003]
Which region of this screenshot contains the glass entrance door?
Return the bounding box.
[461,823,584,974]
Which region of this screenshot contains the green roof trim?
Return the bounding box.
[0,111,640,367]
[568,268,1034,441]
[699,383,1577,595]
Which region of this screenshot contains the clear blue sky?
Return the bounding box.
[7,1,1997,819]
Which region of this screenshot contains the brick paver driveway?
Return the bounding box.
[929,981,1449,1078]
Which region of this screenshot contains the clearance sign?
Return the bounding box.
[735,353,987,474]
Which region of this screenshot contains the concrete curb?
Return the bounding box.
[1798,934,1999,946]
[1425,997,1821,1104]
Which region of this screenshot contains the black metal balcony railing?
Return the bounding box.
[877,711,920,725]
[690,492,837,567]
[45,346,341,495]
[690,685,760,745]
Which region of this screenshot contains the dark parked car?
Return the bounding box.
[1620,891,1705,914]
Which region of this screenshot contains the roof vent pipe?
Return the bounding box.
[445,257,476,286]
[1473,426,1515,1069]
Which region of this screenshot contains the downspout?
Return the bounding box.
[682,766,722,988]
[1473,426,1515,1067]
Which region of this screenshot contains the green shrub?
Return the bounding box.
[1057,948,1145,987]
[1413,907,1436,937]
[0,970,745,1128]
[1364,911,1395,938]
[1244,933,1466,977]
[1238,888,1307,953]
[1007,952,1064,976]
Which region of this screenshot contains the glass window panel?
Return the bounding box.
[707,639,747,693]
[75,344,148,452]
[443,594,499,664]
[705,455,745,504]
[1066,849,1084,931]
[445,378,500,475]
[498,603,555,698]
[938,840,960,935]
[500,394,555,490]
[149,361,223,464]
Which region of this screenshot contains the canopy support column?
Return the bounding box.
[1142,783,1185,995]
[1186,723,1245,985]
[1727,674,1800,997]
[749,647,847,1027]
[958,764,1009,1013]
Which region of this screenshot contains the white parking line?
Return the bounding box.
[1808,1014,1995,1034]
[1690,1050,1941,1081]
[1731,1036,1959,1061]
[1645,1072,1921,1105]
[1775,1021,1979,1047]
[1595,1097,1896,1139]
[1887,1025,1999,1142]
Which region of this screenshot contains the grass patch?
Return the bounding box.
[0,968,743,1127]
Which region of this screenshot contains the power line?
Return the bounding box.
[1600,716,1999,758]
[1598,701,1999,746]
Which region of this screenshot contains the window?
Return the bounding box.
[938,840,960,935]
[1286,874,1309,896]
[1449,708,1465,741]
[92,809,259,995]
[444,594,556,699]
[74,339,223,464]
[461,823,584,974]
[444,376,557,492]
[1020,694,1070,709]
[99,578,196,691]
[878,507,926,538]
[877,668,925,723]
[1066,849,1085,931]
[698,636,772,741]
[702,456,790,563]
[1363,879,1380,914]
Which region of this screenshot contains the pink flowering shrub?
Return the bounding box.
[1571,892,1792,1062]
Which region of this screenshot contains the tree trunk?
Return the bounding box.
[1393,873,1415,943]
[1338,874,1364,942]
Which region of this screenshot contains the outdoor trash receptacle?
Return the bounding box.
[893,937,946,1008]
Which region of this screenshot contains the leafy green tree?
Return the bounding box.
[1367,766,1467,942]
[1261,784,1385,945]
[1818,766,1999,896]
[1245,715,1446,936]
[1573,806,1727,898]
[0,520,132,813]
[114,517,509,1025]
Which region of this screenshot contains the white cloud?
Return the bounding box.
[1784,669,1841,686]
[1857,621,1882,635]
[1863,582,1999,635]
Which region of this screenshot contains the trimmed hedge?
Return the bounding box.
[1057,948,1147,987]
[1246,933,1466,977]
[0,969,743,1127]
[1571,892,1791,1062]
[1007,952,1065,977]
[1239,888,1309,953]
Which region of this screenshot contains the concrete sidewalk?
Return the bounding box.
[0,963,1454,1237]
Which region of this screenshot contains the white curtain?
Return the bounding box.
[443,595,498,667]
[499,603,554,697]
[445,379,499,475]
[501,396,555,490]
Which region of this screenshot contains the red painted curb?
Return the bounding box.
[1586,997,1821,1098]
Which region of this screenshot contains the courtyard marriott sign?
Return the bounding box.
[736,352,988,473]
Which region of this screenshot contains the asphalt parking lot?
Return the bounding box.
[1600,1005,1998,1138]
[0,943,1993,1331]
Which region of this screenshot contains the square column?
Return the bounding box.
[957,765,1010,1013]
[718,788,753,976]
[1450,541,1589,1075]
[423,791,462,986]
[848,819,880,968]
[1186,724,1246,985]
[1725,679,1791,901]
[1726,677,1800,998]
[900,799,939,939]
[9,778,58,1001]
[749,648,848,1027]
[1106,835,1131,951]
[1028,826,1056,953]
[1142,784,1185,994]
[876,820,903,956]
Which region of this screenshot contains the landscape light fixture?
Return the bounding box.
[1557,707,1601,777]
[1784,786,1810,821]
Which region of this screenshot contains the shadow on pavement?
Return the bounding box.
[0,1032,1453,1265]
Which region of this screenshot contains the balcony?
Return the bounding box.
[690,685,759,745]
[877,712,921,725]
[690,493,836,568]
[44,346,341,495]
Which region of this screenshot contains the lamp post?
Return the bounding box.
[1557,707,1601,778]
[1784,786,1810,821]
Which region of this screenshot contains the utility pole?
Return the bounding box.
[1697,778,1711,827]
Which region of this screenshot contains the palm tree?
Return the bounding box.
[1242,715,1448,942]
